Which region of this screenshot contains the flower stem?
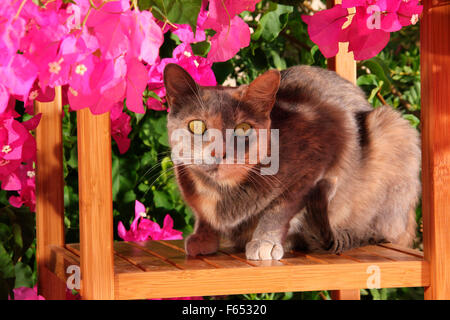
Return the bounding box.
[14,0,28,20]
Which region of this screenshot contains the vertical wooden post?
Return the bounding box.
[35,87,67,299]
[327,0,360,301]
[326,0,357,83]
[421,0,450,300]
[77,109,114,299]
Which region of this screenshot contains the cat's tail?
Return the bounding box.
[392,208,418,248]
[364,105,421,247]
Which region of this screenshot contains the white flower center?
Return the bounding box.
[183,51,192,58]
[48,58,64,74]
[410,14,419,25]
[69,87,78,97]
[29,90,39,100]
[75,64,87,75]
[139,212,147,218]
[2,145,12,154]
[27,170,36,178]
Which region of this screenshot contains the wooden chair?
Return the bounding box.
[35,0,449,300]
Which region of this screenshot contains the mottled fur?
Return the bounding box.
[163,64,420,260]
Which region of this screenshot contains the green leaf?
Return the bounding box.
[362,57,393,95]
[14,262,33,289]
[32,0,46,7]
[147,90,162,102]
[152,190,173,209]
[112,156,120,200]
[0,243,15,299]
[158,131,169,147]
[0,223,10,244]
[122,190,137,204]
[67,146,78,169]
[191,41,211,57]
[403,114,420,128]
[140,0,202,33]
[0,243,14,276]
[252,3,293,42]
[12,224,23,250]
[357,74,377,86]
[269,50,286,70]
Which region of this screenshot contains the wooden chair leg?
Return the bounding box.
[77,109,115,299]
[331,290,361,300]
[421,0,450,300]
[327,0,359,302]
[326,2,356,83]
[35,87,66,299]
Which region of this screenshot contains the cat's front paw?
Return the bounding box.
[245,239,284,260]
[185,233,219,257]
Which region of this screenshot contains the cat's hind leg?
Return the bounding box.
[303,178,359,254]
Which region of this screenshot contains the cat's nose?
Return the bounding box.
[210,149,226,160]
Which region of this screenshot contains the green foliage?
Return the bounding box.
[252,3,293,42]
[138,0,202,31]
[0,206,35,299]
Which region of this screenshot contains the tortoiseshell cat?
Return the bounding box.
[163,63,420,260]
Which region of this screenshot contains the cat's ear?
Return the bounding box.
[163,63,199,107]
[243,69,281,114]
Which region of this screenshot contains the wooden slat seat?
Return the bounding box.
[48,240,429,300]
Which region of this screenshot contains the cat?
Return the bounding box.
[163,63,420,260]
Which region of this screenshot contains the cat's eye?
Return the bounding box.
[234,123,252,136]
[188,120,206,135]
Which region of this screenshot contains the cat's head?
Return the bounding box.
[163,63,280,187]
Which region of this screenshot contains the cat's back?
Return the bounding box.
[277,65,372,114]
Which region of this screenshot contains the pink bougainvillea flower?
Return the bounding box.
[137,213,184,241]
[170,1,256,63]
[172,44,216,86]
[342,6,391,60]
[125,57,148,114]
[8,162,36,211]
[341,0,367,8]
[110,103,132,154]
[118,200,183,242]
[128,10,164,65]
[304,0,422,60]
[68,57,127,115]
[205,0,260,28]
[147,97,167,111]
[147,43,216,110]
[88,10,131,61]
[0,117,28,162]
[0,84,9,114]
[205,15,251,63]
[0,54,38,101]
[172,8,208,44]
[0,6,26,65]
[397,0,423,26]
[9,286,45,300]
[24,82,56,115]
[301,5,349,58]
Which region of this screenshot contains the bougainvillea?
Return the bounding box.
[302,0,423,60]
[118,200,183,241]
